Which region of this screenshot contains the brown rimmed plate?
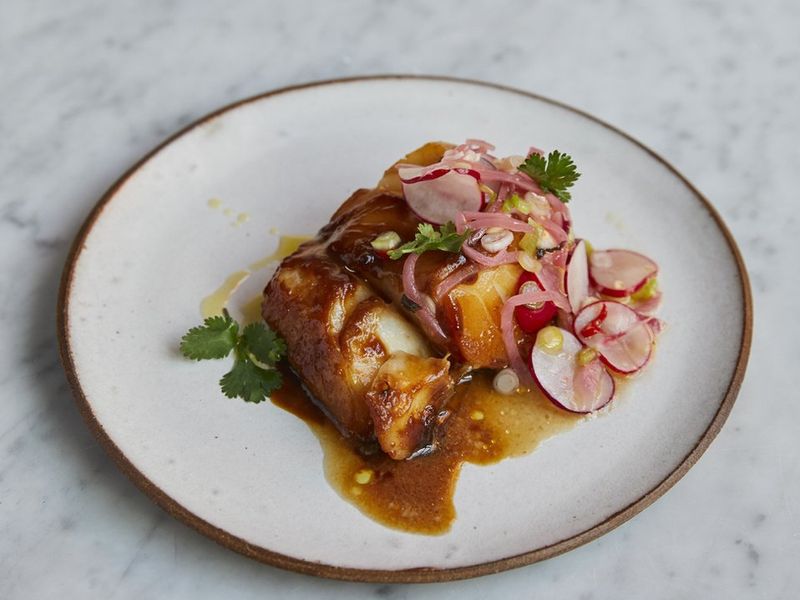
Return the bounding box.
[57,76,751,582]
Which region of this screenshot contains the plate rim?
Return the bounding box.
[56,75,753,583]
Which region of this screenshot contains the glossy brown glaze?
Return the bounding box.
[364,352,453,460]
[262,248,377,438]
[272,369,581,534]
[263,236,454,458]
[262,165,521,457]
[324,188,521,368]
[326,191,462,339]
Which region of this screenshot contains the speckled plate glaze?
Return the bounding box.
[57,76,751,582]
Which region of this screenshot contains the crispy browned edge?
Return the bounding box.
[56,75,753,584]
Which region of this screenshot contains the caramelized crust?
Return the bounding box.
[365,352,452,460]
[262,251,376,438]
[325,189,520,368]
[263,242,452,456]
[262,142,521,457]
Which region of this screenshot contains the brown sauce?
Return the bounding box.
[271,370,581,535]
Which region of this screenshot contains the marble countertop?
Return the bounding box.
[1,0,797,598]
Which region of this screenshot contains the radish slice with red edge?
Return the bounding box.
[530,326,615,413]
[514,272,558,334]
[566,239,589,313]
[573,358,615,411]
[574,300,655,374]
[397,165,450,184]
[399,167,483,225]
[589,249,658,298]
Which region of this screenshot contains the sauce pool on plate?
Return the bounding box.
[271,370,581,534]
[200,234,312,321]
[199,233,582,533]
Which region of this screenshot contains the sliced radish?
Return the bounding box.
[566,240,589,314]
[400,168,483,225]
[397,165,450,183]
[589,249,658,298]
[530,326,615,413]
[577,302,609,338]
[573,358,615,411]
[514,272,558,334]
[574,301,654,374]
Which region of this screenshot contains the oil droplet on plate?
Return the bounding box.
[200,270,249,318]
[241,295,264,325]
[250,235,311,270]
[199,235,312,320]
[354,469,373,485]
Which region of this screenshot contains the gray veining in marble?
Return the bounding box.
[1,0,798,598]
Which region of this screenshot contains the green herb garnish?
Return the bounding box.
[180,311,286,403]
[518,150,581,202]
[388,222,470,259]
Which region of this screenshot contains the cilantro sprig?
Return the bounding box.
[180,311,286,403]
[388,222,470,259]
[518,150,581,202]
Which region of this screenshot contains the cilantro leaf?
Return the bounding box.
[518,150,580,202]
[180,313,286,403]
[388,221,470,259]
[242,322,287,366]
[220,355,283,404]
[179,313,239,360]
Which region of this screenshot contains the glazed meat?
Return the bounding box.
[365,352,451,460]
[261,136,662,464]
[262,240,452,459]
[263,142,518,459]
[324,188,520,369]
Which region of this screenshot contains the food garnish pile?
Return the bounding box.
[181,140,663,461]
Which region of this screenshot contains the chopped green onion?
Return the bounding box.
[501,193,531,215]
[371,231,401,251]
[631,277,658,301]
[517,251,542,273]
[576,347,598,366]
[519,231,539,254]
[537,326,564,354]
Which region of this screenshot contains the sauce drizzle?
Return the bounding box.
[202,231,582,534]
[271,370,581,535]
[199,234,311,319]
[200,271,249,318]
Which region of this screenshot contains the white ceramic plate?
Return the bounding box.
[58,76,751,582]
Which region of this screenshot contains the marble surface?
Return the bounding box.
[0,0,797,597]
